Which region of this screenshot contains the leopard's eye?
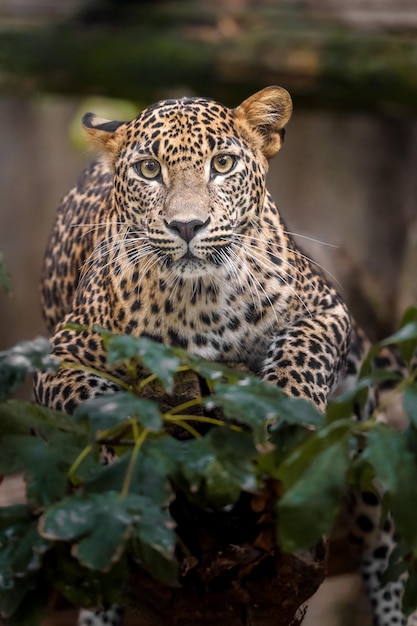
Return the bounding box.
[211,154,236,175]
[135,159,161,180]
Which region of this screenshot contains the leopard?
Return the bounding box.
[33,87,415,626]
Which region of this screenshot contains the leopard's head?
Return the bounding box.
[83,87,292,280]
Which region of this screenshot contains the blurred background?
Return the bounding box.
[0,0,416,624]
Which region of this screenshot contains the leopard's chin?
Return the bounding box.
[169,256,213,279]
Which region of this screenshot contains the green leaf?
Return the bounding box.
[181,352,247,383]
[396,306,417,364]
[75,392,163,433]
[272,419,353,489]
[0,503,32,529]
[104,334,180,391]
[40,492,155,572]
[211,379,322,444]
[0,510,37,581]
[0,252,12,294]
[8,521,50,576]
[85,438,179,506]
[44,544,127,608]
[131,538,178,585]
[366,426,417,547]
[179,429,257,507]
[130,502,177,583]
[374,307,417,365]
[0,399,85,438]
[0,574,39,619]
[0,507,50,620]
[0,337,57,401]
[259,423,312,474]
[277,439,349,552]
[0,432,86,507]
[404,384,417,429]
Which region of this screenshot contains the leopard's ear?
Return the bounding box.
[235,86,292,159]
[82,113,126,155]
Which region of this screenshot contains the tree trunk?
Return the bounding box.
[122,370,327,625]
[123,544,326,626]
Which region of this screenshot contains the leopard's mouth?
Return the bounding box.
[158,244,231,278]
[181,251,200,261]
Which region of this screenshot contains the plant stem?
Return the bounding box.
[121,428,149,497]
[169,419,201,439]
[168,397,204,415]
[68,445,93,484]
[136,373,158,393]
[135,364,190,392]
[165,413,242,432]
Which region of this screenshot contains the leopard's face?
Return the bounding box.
[113,99,267,280]
[83,88,292,281]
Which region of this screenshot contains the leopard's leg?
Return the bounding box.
[353,494,404,625]
[34,368,120,413]
[350,489,417,626]
[332,331,417,625]
[34,347,126,625]
[261,302,351,412]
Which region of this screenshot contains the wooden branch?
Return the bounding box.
[1,3,417,112]
[45,541,326,626]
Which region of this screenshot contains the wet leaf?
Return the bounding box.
[179,429,257,507]
[131,538,178,585]
[369,307,417,366]
[211,380,323,444]
[104,334,180,391]
[44,544,127,608]
[130,501,177,584]
[258,423,312,475]
[0,509,38,581]
[277,439,349,552]
[40,492,157,572]
[272,419,352,489]
[0,507,50,620]
[85,439,177,507]
[181,353,246,382]
[0,574,39,619]
[0,433,84,507]
[366,426,417,548]
[0,338,57,401]
[75,392,163,433]
[0,399,85,438]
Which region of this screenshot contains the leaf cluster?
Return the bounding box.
[0,308,417,622]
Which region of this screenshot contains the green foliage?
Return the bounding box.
[0,307,417,621]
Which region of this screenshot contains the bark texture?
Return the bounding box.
[121,369,327,626]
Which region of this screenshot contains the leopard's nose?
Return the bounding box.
[164,218,209,243]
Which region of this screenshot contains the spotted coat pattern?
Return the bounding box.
[33,88,413,626]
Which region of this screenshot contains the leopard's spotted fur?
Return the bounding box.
[33,87,414,626]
